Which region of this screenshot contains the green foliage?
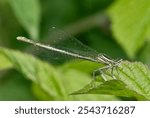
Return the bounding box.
[0,0,150,101]
[0,71,35,100]
[72,61,150,100]
[1,47,150,100]
[138,41,150,67]
[108,0,150,58]
[8,0,41,39]
[0,47,119,100]
[0,54,12,70]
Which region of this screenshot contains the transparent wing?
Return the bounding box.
[20,27,100,64]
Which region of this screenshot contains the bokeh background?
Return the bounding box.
[0,0,150,100]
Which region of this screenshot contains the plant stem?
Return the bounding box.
[63,12,109,36]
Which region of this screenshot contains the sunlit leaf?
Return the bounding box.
[139,41,150,66]
[72,61,150,100]
[8,0,41,39]
[0,47,66,100]
[0,53,13,70]
[0,47,119,100]
[108,0,150,58]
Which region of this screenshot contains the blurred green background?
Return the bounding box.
[0,0,150,100]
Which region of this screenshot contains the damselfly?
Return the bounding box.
[17,30,122,80]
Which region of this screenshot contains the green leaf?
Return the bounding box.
[146,24,150,41]
[61,60,101,74]
[8,0,41,39]
[0,54,13,70]
[0,47,119,100]
[107,0,150,58]
[61,68,119,101]
[0,47,66,100]
[1,47,150,100]
[72,61,150,100]
[32,70,119,101]
[138,41,150,66]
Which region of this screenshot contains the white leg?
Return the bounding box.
[93,65,110,81]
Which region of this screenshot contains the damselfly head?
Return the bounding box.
[96,54,122,67]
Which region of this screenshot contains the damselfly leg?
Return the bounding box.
[93,54,122,80]
[93,65,110,81]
